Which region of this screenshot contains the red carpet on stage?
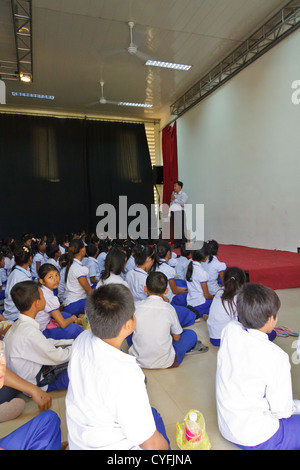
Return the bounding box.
[173,244,300,290]
[217,245,300,290]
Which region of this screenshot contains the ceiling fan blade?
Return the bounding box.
[135,49,154,62]
[85,100,100,107]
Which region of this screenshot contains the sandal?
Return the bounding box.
[274,326,299,337]
[186,340,208,354]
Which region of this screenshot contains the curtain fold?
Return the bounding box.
[162,122,178,206]
[0,114,153,239]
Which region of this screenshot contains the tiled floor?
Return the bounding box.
[1,287,300,450]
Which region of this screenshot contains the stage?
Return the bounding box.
[216,245,300,290]
[174,244,300,290]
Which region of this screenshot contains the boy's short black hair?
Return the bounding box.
[146,271,168,295]
[11,281,41,312]
[237,283,280,330]
[86,284,135,339]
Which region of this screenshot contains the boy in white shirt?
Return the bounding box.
[66,283,170,450]
[129,272,207,369]
[216,283,300,450]
[4,281,72,393]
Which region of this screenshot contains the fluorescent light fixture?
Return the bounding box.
[145,60,192,71]
[11,92,54,100]
[118,102,153,108]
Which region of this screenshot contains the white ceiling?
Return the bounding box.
[0,0,290,123]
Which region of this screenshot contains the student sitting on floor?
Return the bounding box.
[37,263,83,340]
[175,246,191,280]
[4,281,72,393]
[96,247,129,289]
[186,248,214,320]
[207,267,246,347]
[201,240,226,295]
[31,238,47,280]
[156,241,196,328]
[45,243,61,273]
[126,244,158,303]
[65,283,170,450]
[0,339,64,450]
[128,272,207,369]
[0,365,52,423]
[4,245,33,322]
[216,283,300,450]
[63,239,92,316]
[85,244,100,287]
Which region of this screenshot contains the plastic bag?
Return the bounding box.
[81,313,90,330]
[176,409,211,450]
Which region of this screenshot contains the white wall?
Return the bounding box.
[177,29,300,252]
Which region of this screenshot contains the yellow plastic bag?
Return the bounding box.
[176,409,211,450]
[81,313,90,330]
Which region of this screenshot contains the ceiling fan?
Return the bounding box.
[86,81,152,108]
[99,21,153,63]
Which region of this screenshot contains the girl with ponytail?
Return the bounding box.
[63,239,92,316]
[207,267,246,346]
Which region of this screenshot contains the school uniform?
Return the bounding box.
[46,258,61,272]
[202,256,226,295]
[175,256,190,280]
[66,329,170,450]
[86,257,100,286]
[4,313,72,391]
[97,251,107,275]
[126,267,148,302]
[0,409,62,450]
[31,252,46,279]
[58,266,66,304]
[186,261,212,316]
[4,266,32,321]
[129,295,197,369]
[124,255,136,274]
[216,321,300,450]
[207,289,238,346]
[36,285,83,340]
[96,272,129,289]
[63,259,89,315]
[156,260,196,327]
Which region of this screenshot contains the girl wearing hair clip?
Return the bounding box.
[3,245,33,322]
[207,267,246,347]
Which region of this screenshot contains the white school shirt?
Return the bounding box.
[4,266,32,321]
[46,258,61,272]
[124,255,136,274]
[129,295,183,369]
[126,268,148,302]
[96,272,129,289]
[186,261,209,307]
[63,259,89,307]
[97,251,107,274]
[175,256,190,280]
[155,259,176,302]
[216,321,294,447]
[4,313,72,391]
[202,256,226,295]
[65,330,156,450]
[31,252,47,279]
[86,257,100,283]
[207,290,238,341]
[58,266,66,304]
[35,285,60,332]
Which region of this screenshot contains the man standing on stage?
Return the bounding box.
[170,181,188,248]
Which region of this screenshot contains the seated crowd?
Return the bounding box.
[0,231,300,450]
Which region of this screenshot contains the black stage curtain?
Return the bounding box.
[0,113,154,240]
